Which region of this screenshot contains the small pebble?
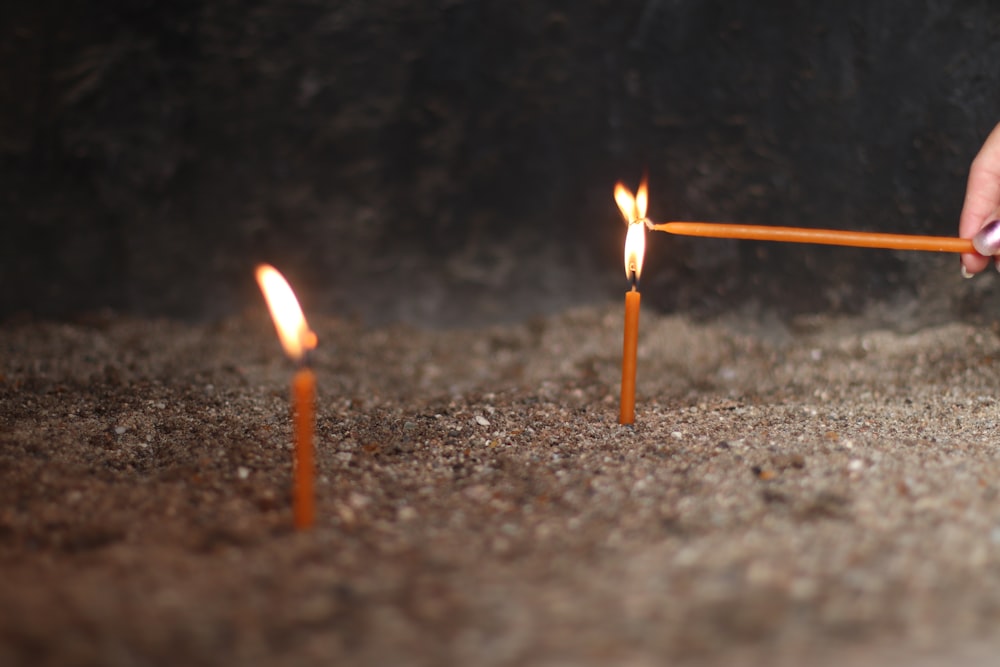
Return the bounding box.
[474,414,490,427]
[237,466,250,480]
[756,468,778,481]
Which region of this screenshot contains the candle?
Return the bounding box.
[648,221,975,253]
[614,179,648,425]
[620,287,640,425]
[291,366,316,529]
[255,264,319,530]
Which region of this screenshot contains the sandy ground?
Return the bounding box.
[4,291,1000,666]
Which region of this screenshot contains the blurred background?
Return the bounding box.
[3,1,1000,326]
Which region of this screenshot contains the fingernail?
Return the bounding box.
[962,264,974,279]
[973,219,1000,255]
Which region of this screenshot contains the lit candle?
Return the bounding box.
[647,221,975,253]
[614,178,648,425]
[255,264,319,530]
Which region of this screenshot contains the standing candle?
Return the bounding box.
[255,264,319,530]
[291,366,316,529]
[614,179,649,425]
[620,286,640,425]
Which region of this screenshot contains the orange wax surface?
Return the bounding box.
[292,367,316,530]
[651,222,974,253]
[619,288,641,425]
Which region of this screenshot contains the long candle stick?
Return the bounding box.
[615,179,648,425]
[292,366,316,529]
[255,264,319,531]
[648,221,974,253]
[619,286,640,425]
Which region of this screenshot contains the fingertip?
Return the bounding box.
[962,253,990,277]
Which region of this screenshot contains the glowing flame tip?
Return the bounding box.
[636,175,648,220]
[614,183,635,223]
[255,264,317,361]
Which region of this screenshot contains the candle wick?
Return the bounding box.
[629,270,639,290]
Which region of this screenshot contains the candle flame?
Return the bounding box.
[624,218,646,282]
[614,176,648,223]
[255,264,317,361]
[615,178,649,282]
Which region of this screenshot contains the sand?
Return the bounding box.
[3,294,1000,666]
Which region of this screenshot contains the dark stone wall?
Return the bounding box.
[3,1,1000,324]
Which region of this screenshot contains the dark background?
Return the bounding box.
[3,1,1000,326]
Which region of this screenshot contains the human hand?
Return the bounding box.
[960,122,1000,275]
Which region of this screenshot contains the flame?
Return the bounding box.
[615,178,649,282]
[635,176,648,221]
[255,264,317,361]
[614,176,648,223]
[624,218,646,282]
[614,183,636,223]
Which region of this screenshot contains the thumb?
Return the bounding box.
[960,123,1000,240]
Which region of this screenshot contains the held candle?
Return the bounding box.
[614,180,648,425]
[255,264,319,530]
[648,221,975,254]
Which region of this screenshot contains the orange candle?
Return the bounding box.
[649,221,974,253]
[614,179,648,425]
[620,287,640,424]
[255,264,319,530]
[292,367,316,529]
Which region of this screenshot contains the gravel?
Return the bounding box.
[3,297,1000,666]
